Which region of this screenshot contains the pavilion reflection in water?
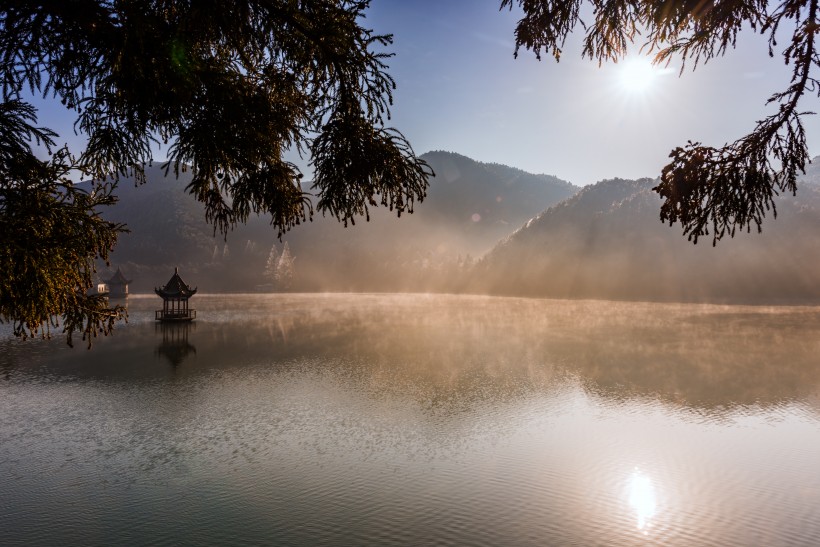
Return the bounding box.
[155,322,197,367]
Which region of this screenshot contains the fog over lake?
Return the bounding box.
[2,294,819,545]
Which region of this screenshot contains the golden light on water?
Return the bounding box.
[628,469,657,533]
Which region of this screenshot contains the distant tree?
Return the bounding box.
[264,244,279,285]
[1,1,433,344]
[503,0,818,244]
[276,242,295,290]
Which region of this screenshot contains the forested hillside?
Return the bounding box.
[94,152,578,292]
[471,176,820,303]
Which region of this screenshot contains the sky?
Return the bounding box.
[361,0,820,186]
[28,0,820,187]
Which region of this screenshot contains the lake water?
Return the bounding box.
[2,294,819,546]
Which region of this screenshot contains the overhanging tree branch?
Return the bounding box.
[504,0,820,244]
[1,1,432,345]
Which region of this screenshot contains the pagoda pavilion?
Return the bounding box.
[104,267,132,298]
[155,267,197,322]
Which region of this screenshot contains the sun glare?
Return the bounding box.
[617,57,659,94]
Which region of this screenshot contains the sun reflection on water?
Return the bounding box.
[628,468,657,533]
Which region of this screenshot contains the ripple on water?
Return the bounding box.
[2,294,820,545]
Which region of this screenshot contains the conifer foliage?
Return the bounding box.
[262,242,295,290]
[264,244,279,285]
[0,1,432,344]
[0,100,126,347]
[503,0,820,244]
[275,242,295,290]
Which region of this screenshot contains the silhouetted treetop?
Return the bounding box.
[2,0,432,234]
[503,0,818,244]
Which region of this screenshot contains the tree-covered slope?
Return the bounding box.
[472,177,820,303]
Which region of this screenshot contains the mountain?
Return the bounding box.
[91,152,579,292]
[279,151,578,291]
[471,177,820,303]
[798,155,820,186]
[414,151,578,241]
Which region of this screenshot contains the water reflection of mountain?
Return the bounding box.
[3,295,820,414]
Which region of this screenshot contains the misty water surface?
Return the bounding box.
[2,294,819,545]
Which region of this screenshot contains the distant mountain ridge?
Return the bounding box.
[422,151,576,230]
[92,152,579,292]
[91,153,820,302]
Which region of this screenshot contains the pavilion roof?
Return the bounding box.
[154,267,197,298]
[104,267,132,285]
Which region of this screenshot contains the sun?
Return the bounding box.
[617,57,659,95]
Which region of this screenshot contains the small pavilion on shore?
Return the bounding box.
[155,267,197,322]
[104,267,132,298]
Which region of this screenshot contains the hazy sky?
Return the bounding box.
[28,0,820,187]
